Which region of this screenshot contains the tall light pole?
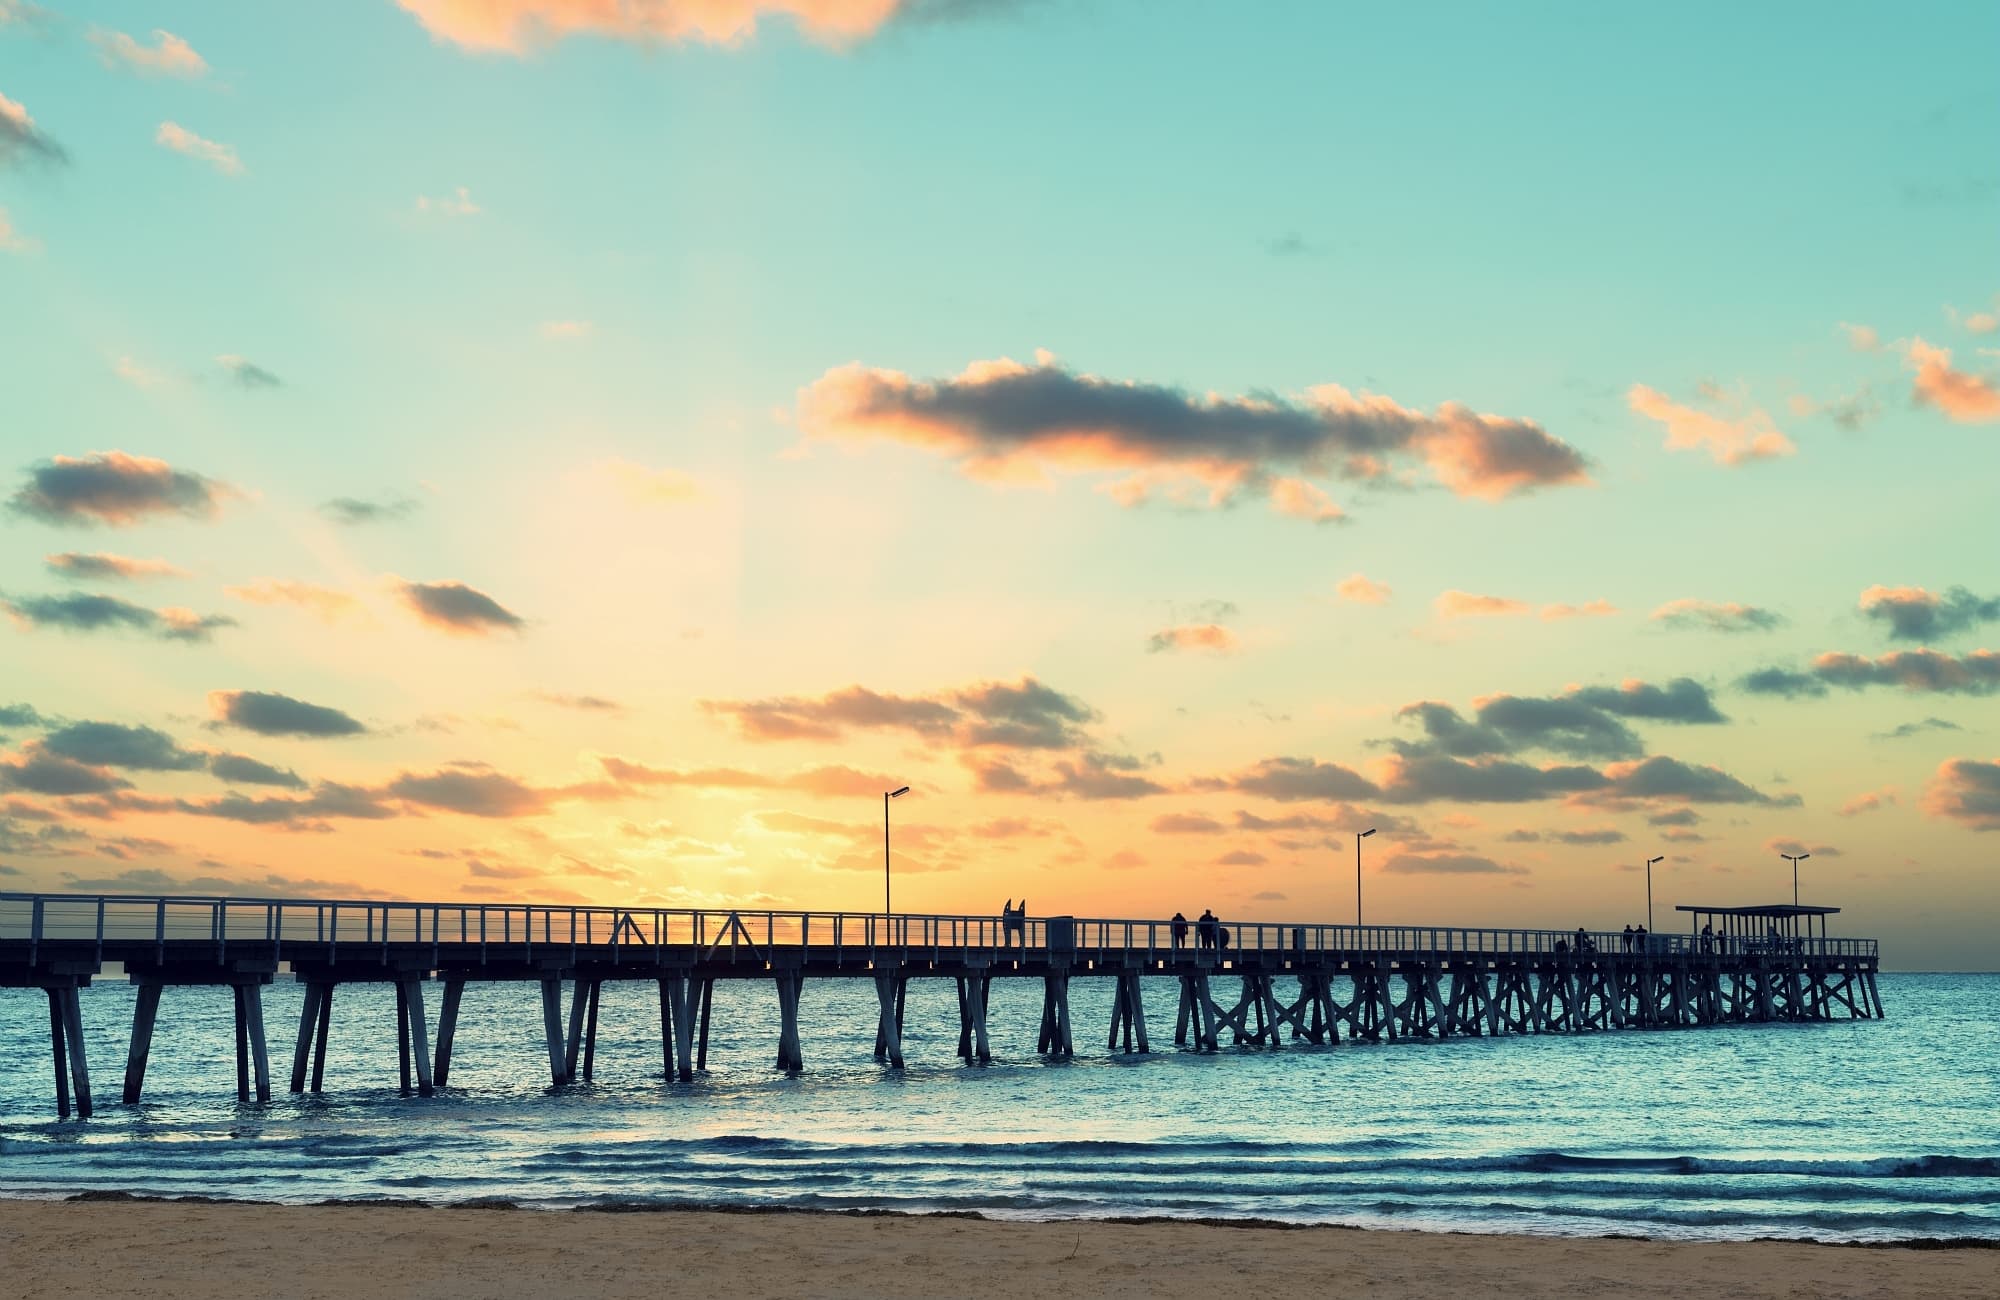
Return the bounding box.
[1356,828,1377,928]
[1644,855,1664,931]
[883,786,910,915]
[1782,851,1809,907]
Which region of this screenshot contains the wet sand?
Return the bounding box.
[1,1198,1993,1299]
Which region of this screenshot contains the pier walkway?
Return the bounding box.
[1,892,1882,1118]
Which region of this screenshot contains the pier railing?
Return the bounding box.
[0,892,1879,966]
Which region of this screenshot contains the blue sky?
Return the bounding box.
[2,1,1997,966]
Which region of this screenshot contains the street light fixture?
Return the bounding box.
[1782,851,1810,907]
[883,786,910,915]
[1356,828,1377,929]
[1644,855,1664,932]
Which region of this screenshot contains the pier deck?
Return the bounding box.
[2,892,1883,1118]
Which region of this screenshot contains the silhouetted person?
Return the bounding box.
[1554,937,1568,956]
[1767,923,1781,953]
[1634,924,1648,954]
[1700,922,1714,954]
[1216,923,1231,956]
[1575,926,1590,955]
[1171,911,1189,951]
[1198,908,1217,951]
[1622,924,1635,952]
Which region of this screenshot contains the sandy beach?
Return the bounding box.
[0,1199,1991,1299]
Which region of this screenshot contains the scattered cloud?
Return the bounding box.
[1435,590,1528,620]
[7,451,237,527]
[209,689,367,738]
[394,0,1045,53]
[1626,384,1796,465]
[416,185,479,216]
[1151,812,1225,835]
[216,355,282,388]
[321,496,420,526]
[41,721,204,772]
[1838,787,1899,817]
[46,552,185,581]
[1146,623,1238,655]
[1787,387,1879,431]
[1336,573,1390,605]
[1651,599,1783,634]
[1539,599,1617,621]
[0,205,37,253]
[1767,837,1840,859]
[2,591,233,642]
[1380,850,1524,875]
[704,677,1095,752]
[598,756,903,800]
[1374,751,1784,807]
[1839,322,1881,353]
[1217,849,1266,866]
[113,357,169,388]
[0,89,65,167]
[1760,648,2000,696]
[1902,337,2000,423]
[798,353,1589,520]
[1219,756,1379,803]
[88,27,207,76]
[156,121,242,175]
[540,319,593,340]
[1921,758,2000,831]
[1268,477,1344,523]
[1873,717,1961,741]
[207,752,306,790]
[1859,584,2000,641]
[225,579,362,623]
[528,691,625,714]
[398,580,526,635]
[0,747,131,797]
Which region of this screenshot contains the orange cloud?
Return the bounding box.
[1626,384,1796,465]
[395,0,903,52]
[1268,476,1343,523]
[1435,590,1528,620]
[1146,623,1238,655]
[1540,599,1617,621]
[155,121,241,175]
[226,579,362,623]
[1336,573,1391,605]
[89,27,207,76]
[1903,337,2000,424]
[1838,787,1899,817]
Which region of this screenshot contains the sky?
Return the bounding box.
[2,1,1997,969]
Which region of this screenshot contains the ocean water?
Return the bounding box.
[0,972,1994,1242]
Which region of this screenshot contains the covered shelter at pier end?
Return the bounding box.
[1675,903,1841,954]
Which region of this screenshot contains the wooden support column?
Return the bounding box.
[310,983,333,1092]
[47,988,71,1119]
[404,979,433,1097]
[973,974,991,1063]
[1173,976,1193,1046]
[1129,972,1150,1053]
[125,982,164,1105]
[774,972,805,1073]
[233,983,254,1103]
[394,980,414,1097]
[433,979,464,1088]
[873,969,905,1068]
[290,982,323,1094]
[696,978,714,1071]
[660,974,695,1081]
[539,978,567,1085]
[244,982,272,1103]
[581,980,601,1082]
[564,979,589,1083]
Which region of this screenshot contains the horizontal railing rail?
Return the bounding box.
[0,892,1880,965]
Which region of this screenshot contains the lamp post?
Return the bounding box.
[1644,855,1664,932]
[1355,828,1377,929]
[883,786,910,916]
[1782,851,1809,907]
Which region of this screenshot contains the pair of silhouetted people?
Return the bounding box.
[1001,899,1027,947]
[1617,924,1650,953]
[1194,908,1226,952]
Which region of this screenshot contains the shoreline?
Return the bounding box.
[23,1188,2000,1249]
[4,1197,1996,1299]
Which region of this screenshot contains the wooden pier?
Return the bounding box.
[0,893,1883,1118]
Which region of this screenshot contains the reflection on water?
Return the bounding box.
[1,973,1994,1242]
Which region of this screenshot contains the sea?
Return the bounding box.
[1,972,1994,1242]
